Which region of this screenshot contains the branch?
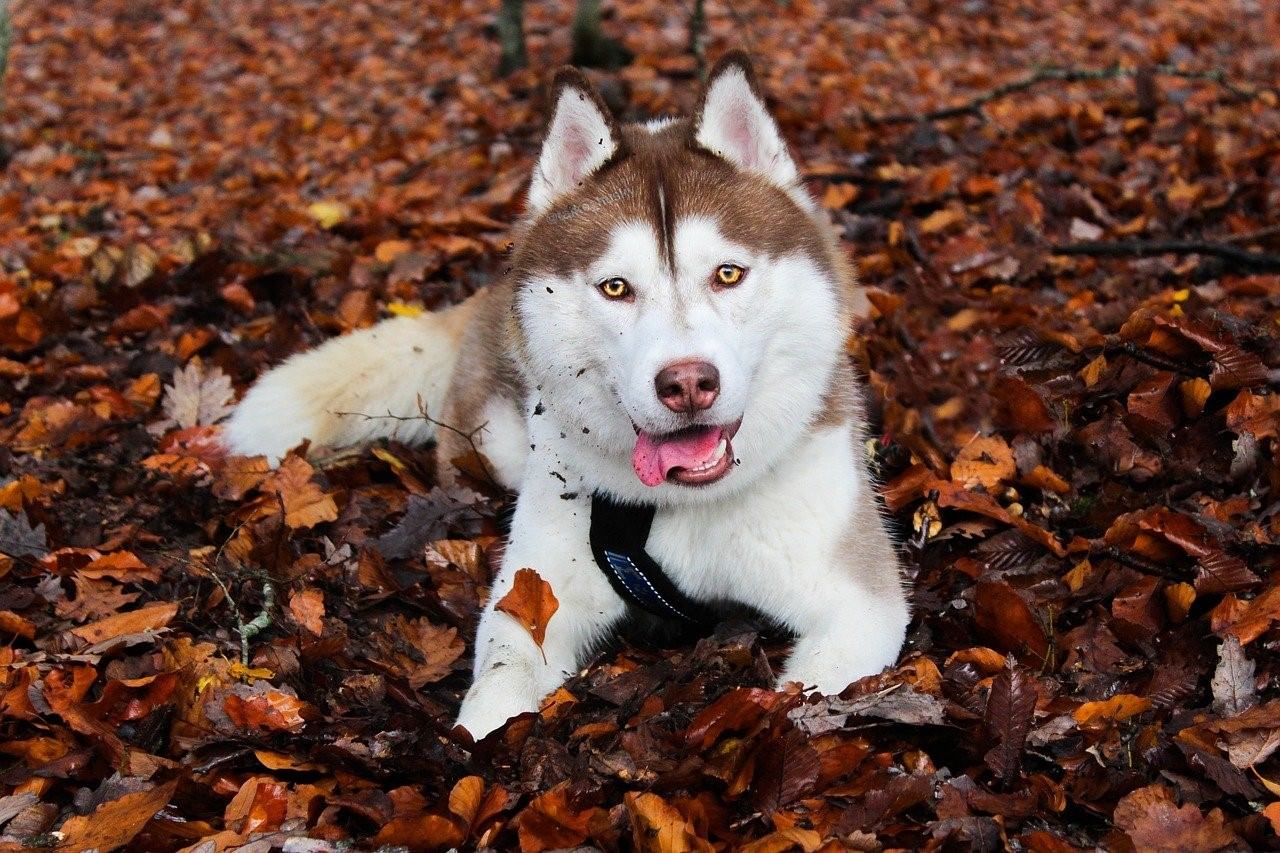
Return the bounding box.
[1051,239,1280,272]
[864,64,1270,126]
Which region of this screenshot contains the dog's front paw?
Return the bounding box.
[454,663,546,739]
[779,636,898,696]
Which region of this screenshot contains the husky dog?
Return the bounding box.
[225,53,909,738]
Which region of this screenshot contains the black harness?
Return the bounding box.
[589,492,717,628]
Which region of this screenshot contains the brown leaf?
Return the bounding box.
[992,376,1057,434]
[1222,584,1280,645]
[495,568,559,654]
[1225,389,1280,440]
[1113,785,1238,852]
[55,779,177,852]
[403,618,465,688]
[984,659,1038,781]
[973,580,1050,665]
[750,728,821,815]
[159,358,236,430]
[80,551,161,583]
[288,588,325,636]
[686,688,789,749]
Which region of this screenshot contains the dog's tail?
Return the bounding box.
[223,294,480,462]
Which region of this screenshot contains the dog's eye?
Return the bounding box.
[598,277,631,300]
[714,264,746,287]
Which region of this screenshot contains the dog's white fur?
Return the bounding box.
[225,57,909,739]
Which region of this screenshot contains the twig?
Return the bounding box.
[238,578,275,666]
[1103,341,1197,376]
[864,64,1270,126]
[333,399,502,489]
[1051,239,1280,272]
[689,0,706,81]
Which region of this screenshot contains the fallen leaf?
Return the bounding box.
[69,601,178,646]
[625,791,714,853]
[55,779,177,852]
[496,568,559,655]
[158,359,236,431]
[288,588,325,636]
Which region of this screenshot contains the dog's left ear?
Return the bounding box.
[693,52,799,189]
[529,68,620,213]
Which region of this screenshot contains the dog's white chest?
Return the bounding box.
[644,424,861,614]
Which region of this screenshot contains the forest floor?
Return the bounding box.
[2,0,1280,850]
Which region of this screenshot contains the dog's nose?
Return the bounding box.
[655,360,720,413]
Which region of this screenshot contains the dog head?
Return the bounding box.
[511,53,855,501]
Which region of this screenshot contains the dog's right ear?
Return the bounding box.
[528,69,620,213]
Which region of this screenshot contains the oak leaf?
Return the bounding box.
[268,455,338,529]
[495,568,559,654]
[158,359,236,431]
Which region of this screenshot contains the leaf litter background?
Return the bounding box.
[2,0,1280,850]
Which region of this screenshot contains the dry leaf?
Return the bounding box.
[55,779,177,852]
[288,588,325,636]
[158,359,236,432]
[496,568,560,654]
[69,601,178,645]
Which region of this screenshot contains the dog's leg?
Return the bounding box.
[456,459,625,738]
[775,499,909,693]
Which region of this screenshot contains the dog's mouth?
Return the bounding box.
[631,421,741,487]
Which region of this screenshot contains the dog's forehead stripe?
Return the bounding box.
[515,119,833,283]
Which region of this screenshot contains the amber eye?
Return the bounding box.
[714,264,746,287]
[598,277,631,300]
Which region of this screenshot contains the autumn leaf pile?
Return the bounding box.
[2,0,1279,850]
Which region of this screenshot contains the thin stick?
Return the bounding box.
[333,401,502,489]
[1051,239,1280,272]
[864,64,1269,126]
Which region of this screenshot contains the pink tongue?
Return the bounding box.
[632,426,723,487]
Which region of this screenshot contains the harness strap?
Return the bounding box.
[589,492,717,627]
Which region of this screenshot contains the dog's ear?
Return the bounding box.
[529,68,620,213]
[693,52,799,189]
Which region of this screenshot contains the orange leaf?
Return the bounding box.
[517,783,602,853]
[1073,694,1152,728]
[288,588,325,636]
[80,550,161,582]
[952,435,1016,491]
[268,454,338,529]
[496,568,559,654]
[70,601,178,646]
[222,683,311,733]
[375,238,413,263]
[449,775,485,826]
[624,791,714,853]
